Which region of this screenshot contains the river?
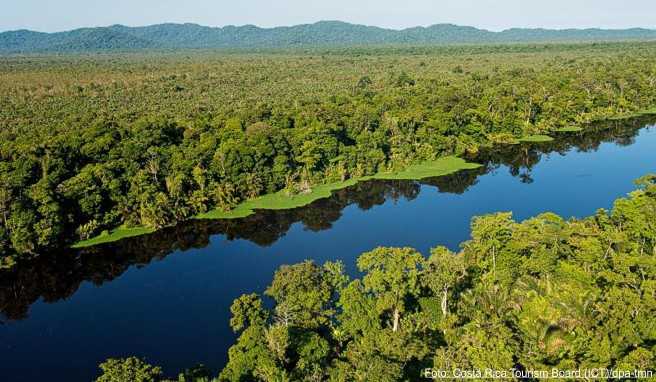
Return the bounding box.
[1,116,655,381]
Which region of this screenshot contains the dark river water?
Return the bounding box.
[1,117,655,381]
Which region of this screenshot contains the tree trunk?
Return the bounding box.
[392,308,400,332]
[441,286,449,316]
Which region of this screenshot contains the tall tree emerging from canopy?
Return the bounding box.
[357,247,424,333]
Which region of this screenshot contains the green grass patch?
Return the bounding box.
[555,126,583,133]
[370,156,481,181]
[519,134,555,143]
[609,113,641,121]
[607,108,656,121]
[197,178,360,219]
[199,156,480,220]
[75,156,481,246]
[71,107,656,248]
[72,226,156,248]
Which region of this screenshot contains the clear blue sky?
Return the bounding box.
[3,0,655,32]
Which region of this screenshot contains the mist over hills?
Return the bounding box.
[2,20,656,53]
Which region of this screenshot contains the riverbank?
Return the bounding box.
[71,107,656,249]
[73,156,481,248]
[5,118,656,381]
[92,173,656,382]
[71,226,156,249]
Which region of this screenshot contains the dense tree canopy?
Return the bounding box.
[219,176,656,381]
[95,175,656,381]
[2,43,656,267]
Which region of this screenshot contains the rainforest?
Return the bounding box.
[1,41,656,381]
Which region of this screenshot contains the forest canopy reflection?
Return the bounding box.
[0,115,652,323]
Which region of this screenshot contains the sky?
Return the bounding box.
[2,0,655,33]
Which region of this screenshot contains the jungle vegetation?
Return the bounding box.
[1,118,650,322]
[95,175,656,381]
[2,43,656,267]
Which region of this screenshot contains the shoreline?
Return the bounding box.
[69,107,656,250]
[72,156,481,248]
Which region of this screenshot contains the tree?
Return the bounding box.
[356,76,373,90]
[357,247,424,332]
[96,357,162,382]
[229,293,268,333]
[466,212,514,283]
[422,246,466,317]
[265,260,334,329]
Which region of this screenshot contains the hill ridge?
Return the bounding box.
[2,21,656,53]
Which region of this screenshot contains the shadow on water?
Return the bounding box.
[0,115,654,323]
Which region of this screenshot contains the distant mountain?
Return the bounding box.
[2,21,656,53]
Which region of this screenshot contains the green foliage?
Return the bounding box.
[265,261,336,329]
[357,247,424,332]
[96,357,163,382]
[518,134,555,143]
[197,157,479,220]
[72,226,156,248]
[95,176,656,380]
[212,176,656,381]
[555,126,583,132]
[3,43,656,267]
[229,293,268,333]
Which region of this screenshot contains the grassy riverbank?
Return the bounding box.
[72,106,656,249]
[518,134,555,143]
[555,126,584,133]
[197,156,481,219]
[4,43,656,265]
[71,227,156,249]
[608,108,656,120]
[73,156,480,248]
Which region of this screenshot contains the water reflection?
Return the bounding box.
[1,115,654,323]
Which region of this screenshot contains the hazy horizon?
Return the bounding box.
[5,20,656,35]
[2,0,655,33]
